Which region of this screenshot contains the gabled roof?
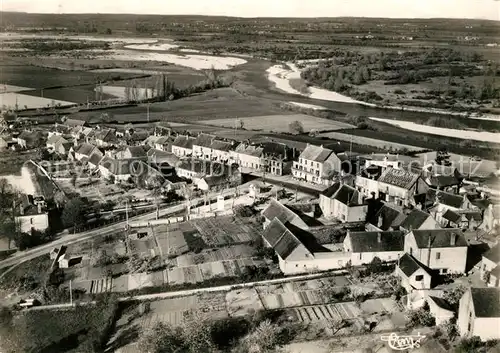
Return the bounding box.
[88,150,104,166]
[94,128,117,143]
[470,287,500,318]
[370,203,405,231]
[435,190,464,209]
[461,211,482,221]
[299,144,335,163]
[398,253,432,277]
[193,133,215,148]
[483,243,500,264]
[321,182,341,198]
[400,209,434,230]
[429,175,461,188]
[210,139,233,152]
[378,168,420,189]
[127,146,148,159]
[347,231,405,253]
[76,143,96,157]
[322,183,361,206]
[428,296,453,312]
[442,209,461,223]
[261,142,292,160]
[235,143,264,157]
[359,165,383,180]
[47,134,66,145]
[410,229,468,248]
[262,199,308,229]
[262,218,313,260]
[202,175,230,187]
[148,149,179,166]
[172,135,195,149]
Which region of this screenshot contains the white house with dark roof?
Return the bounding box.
[396,253,433,291]
[262,218,349,274]
[14,194,49,233]
[231,143,263,170]
[75,142,98,161]
[400,209,440,232]
[261,199,309,230]
[319,182,367,222]
[377,168,429,207]
[114,146,149,161]
[343,230,405,266]
[355,165,383,199]
[404,229,468,274]
[429,189,477,226]
[368,202,406,231]
[481,243,500,287]
[171,135,196,157]
[88,149,104,170]
[292,144,341,185]
[458,287,500,341]
[442,209,482,230]
[364,153,402,170]
[192,133,216,160]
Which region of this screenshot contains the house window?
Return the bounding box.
[442,269,448,274]
[359,253,362,260]
[415,275,424,281]
[30,218,33,224]
[409,248,413,255]
[468,322,471,332]
[436,252,441,260]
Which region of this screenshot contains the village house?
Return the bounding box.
[74,143,98,162]
[480,243,500,287]
[457,287,500,341]
[319,182,367,222]
[171,135,196,157]
[154,136,171,152]
[261,199,309,230]
[87,149,104,170]
[16,130,42,149]
[46,135,72,155]
[192,133,216,160]
[377,168,429,207]
[209,139,234,162]
[355,165,383,199]
[399,209,440,232]
[262,218,349,275]
[14,194,49,233]
[481,203,500,231]
[114,145,149,161]
[292,144,342,185]
[175,159,237,184]
[427,296,455,325]
[343,230,405,266]
[98,156,132,183]
[396,253,434,292]
[93,128,118,148]
[196,174,238,193]
[429,189,478,226]
[364,153,402,170]
[231,143,263,170]
[404,229,468,274]
[441,210,482,230]
[367,202,405,231]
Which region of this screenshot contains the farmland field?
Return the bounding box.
[317,131,427,152]
[0,92,75,109]
[203,114,356,133]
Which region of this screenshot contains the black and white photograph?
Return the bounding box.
[0,1,499,352]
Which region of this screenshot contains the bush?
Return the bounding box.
[407,302,436,328]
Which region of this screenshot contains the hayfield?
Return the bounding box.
[203,114,355,133]
[0,92,75,109]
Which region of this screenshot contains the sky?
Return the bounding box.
[1,0,499,20]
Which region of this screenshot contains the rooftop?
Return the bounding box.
[400,209,434,230]
[398,253,432,278]
[347,231,405,253]
[262,199,309,230]
[172,135,196,149]
[483,243,500,264]
[378,168,420,189]
[300,144,335,163]
[370,202,405,231]
[470,287,500,318]
[410,229,468,248]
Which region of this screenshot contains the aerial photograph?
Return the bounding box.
[0,0,499,352]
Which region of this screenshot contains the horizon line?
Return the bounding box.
[1,11,498,22]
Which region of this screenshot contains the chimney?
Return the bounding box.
[377,232,381,243]
[450,232,457,246]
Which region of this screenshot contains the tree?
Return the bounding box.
[288,120,304,134]
[61,198,86,229]
[238,319,281,353]
[442,285,466,309]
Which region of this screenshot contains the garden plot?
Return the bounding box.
[153,226,189,256]
[129,237,159,257]
[192,216,262,247]
[166,265,204,285]
[203,114,355,133]
[128,271,164,291]
[226,288,265,317]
